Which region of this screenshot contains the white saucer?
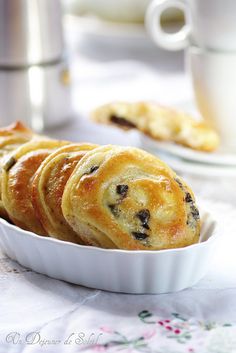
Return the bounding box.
[156,151,236,177]
[66,14,147,42]
[140,134,236,167]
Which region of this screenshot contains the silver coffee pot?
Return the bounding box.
[0,0,72,131]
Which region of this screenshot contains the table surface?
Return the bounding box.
[0,17,236,353]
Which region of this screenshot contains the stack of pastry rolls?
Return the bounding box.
[0,122,200,250]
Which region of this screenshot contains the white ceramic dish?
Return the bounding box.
[140,135,236,177]
[158,152,236,177]
[0,210,218,294]
[140,134,236,167]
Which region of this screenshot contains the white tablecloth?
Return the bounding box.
[1,18,236,353]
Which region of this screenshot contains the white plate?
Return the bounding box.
[140,134,236,167]
[0,210,218,294]
[156,151,236,177]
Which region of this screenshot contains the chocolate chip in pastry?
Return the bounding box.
[1,139,69,234]
[31,143,97,243]
[62,145,200,250]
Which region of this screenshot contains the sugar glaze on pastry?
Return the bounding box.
[62,145,200,250]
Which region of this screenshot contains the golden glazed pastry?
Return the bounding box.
[31,143,97,243]
[0,121,36,218]
[0,121,35,157]
[1,139,69,235]
[92,101,220,152]
[62,145,200,250]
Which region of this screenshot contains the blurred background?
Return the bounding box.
[62,0,187,116]
[60,0,236,204]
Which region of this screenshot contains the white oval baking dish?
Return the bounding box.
[0,210,218,294]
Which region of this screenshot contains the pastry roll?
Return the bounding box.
[1,139,69,234]
[0,121,35,157]
[31,143,97,243]
[0,121,36,218]
[62,145,200,250]
[92,102,220,152]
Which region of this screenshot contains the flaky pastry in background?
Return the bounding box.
[92,101,220,152]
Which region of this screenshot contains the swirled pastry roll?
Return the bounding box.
[62,145,200,250]
[1,139,69,234]
[92,102,220,152]
[0,121,36,218]
[31,143,97,243]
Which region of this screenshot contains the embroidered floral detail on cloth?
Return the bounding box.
[87,311,236,353]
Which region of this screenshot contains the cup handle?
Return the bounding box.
[145,0,190,51]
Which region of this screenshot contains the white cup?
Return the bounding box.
[146,0,236,51]
[187,46,236,150]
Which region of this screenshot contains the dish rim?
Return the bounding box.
[0,211,218,255]
[140,133,236,167]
